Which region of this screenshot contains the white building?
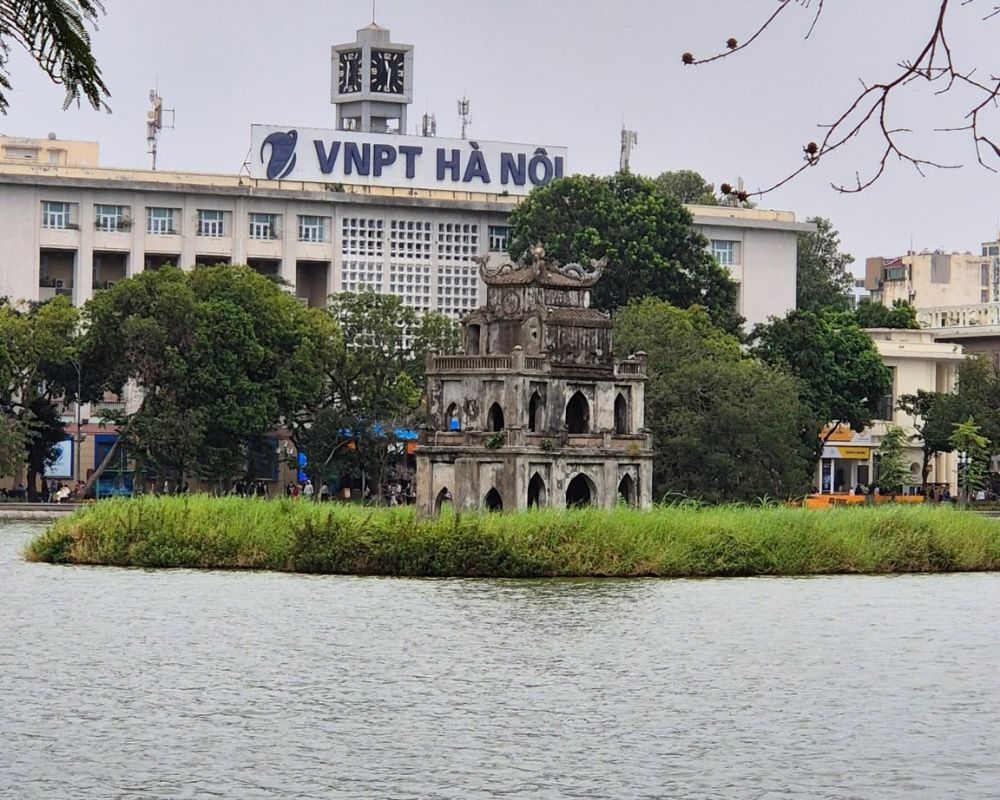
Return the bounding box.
[0,22,807,328]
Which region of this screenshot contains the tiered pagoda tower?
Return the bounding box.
[415,246,653,513]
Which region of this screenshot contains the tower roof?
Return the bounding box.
[477,245,605,289]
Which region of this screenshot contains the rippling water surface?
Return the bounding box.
[3,521,1000,799]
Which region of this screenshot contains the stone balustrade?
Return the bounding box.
[427,348,647,377]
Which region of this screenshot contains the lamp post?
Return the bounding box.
[68,357,82,487]
[957,450,969,504]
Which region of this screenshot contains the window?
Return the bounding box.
[876,367,896,421]
[249,212,277,240]
[711,240,735,265]
[42,201,73,229]
[146,207,178,235]
[438,222,479,262]
[488,225,509,253]
[298,215,327,243]
[885,266,907,281]
[342,217,384,293]
[95,205,128,232]
[983,289,990,303]
[197,209,225,237]
[982,264,990,287]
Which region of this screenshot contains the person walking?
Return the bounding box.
[302,479,315,501]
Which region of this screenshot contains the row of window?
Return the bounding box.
[41,202,511,252]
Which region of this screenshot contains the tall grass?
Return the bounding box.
[23,496,1000,578]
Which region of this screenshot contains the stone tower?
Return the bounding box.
[415,246,653,514]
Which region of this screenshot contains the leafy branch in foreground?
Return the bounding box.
[683,0,1000,195]
[0,0,110,113]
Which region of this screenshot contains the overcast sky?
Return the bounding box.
[6,0,1000,270]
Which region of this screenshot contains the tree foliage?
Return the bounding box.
[854,299,919,330]
[80,266,336,487]
[796,216,854,313]
[954,357,1000,454]
[950,418,990,500]
[876,425,911,494]
[0,297,80,494]
[506,173,742,333]
[750,310,891,437]
[897,389,968,485]
[0,0,110,113]
[615,298,816,503]
[651,169,719,205]
[292,291,456,498]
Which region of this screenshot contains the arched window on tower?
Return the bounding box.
[487,402,505,432]
[484,488,503,512]
[528,391,544,433]
[566,391,590,434]
[527,472,546,508]
[614,393,629,435]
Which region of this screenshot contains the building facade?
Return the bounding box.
[866,250,989,309]
[815,328,965,493]
[416,247,653,514]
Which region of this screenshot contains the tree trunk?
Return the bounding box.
[81,435,123,499]
[26,467,39,502]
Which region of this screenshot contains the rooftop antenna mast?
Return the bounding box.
[421,112,437,137]
[619,125,638,172]
[146,89,175,171]
[457,96,472,140]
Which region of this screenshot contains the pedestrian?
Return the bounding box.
[302,479,314,501]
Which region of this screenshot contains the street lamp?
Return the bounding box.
[957,450,969,503]
[68,356,82,488]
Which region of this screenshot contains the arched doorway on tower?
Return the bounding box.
[484,488,503,512]
[527,472,547,508]
[566,473,596,508]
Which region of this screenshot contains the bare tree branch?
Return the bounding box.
[683,0,1000,195]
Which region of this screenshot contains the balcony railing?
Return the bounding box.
[918,302,1000,329]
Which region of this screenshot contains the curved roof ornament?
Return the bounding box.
[477,243,605,287]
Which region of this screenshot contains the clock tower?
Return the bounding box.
[331,22,413,134]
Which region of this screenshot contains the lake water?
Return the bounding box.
[2,521,1000,799]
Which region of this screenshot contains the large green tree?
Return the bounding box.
[651,169,719,205]
[615,298,816,503]
[0,296,80,497]
[875,425,911,495]
[0,0,109,113]
[79,265,336,491]
[750,310,892,440]
[796,217,854,313]
[506,173,742,333]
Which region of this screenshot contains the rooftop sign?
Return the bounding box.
[250,125,567,196]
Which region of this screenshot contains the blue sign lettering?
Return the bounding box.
[314,140,341,174]
[399,145,422,178]
[500,152,526,186]
[344,142,371,176]
[372,144,397,176]
[462,147,491,184]
[437,148,461,181]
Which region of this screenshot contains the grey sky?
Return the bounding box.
[6,0,1000,271]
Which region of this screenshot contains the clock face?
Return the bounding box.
[370,49,405,94]
[338,50,362,94]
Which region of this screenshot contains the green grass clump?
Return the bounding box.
[22,497,1000,578]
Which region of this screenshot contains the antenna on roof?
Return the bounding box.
[146,89,175,170]
[619,125,638,172]
[421,113,437,137]
[457,96,471,140]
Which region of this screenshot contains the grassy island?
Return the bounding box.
[22,496,1000,578]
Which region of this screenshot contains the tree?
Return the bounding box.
[876,425,911,495]
[0,1,110,113]
[651,169,719,205]
[615,298,816,502]
[897,389,968,486]
[683,2,1000,195]
[506,173,743,333]
[949,418,990,502]
[854,299,920,330]
[796,217,854,313]
[751,310,892,439]
[79,266,336,492]
[0,296,80,498]
[955,357,1000,453]
[293,291,435,500]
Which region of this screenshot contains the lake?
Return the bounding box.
[2,521,999,799]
